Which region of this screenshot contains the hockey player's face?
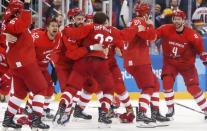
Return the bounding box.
[56,15,63,27]
[47,22,59,37]
[172,16,185,29]
[85,19,93,24]
[74,15,85,26]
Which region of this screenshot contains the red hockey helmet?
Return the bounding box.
[172,10,186,19]
[67,7,82,18]
[135,3,151,17]
[7,0,23,15]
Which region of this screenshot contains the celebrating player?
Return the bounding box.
[17,17,61,125]
[1,0,49,130]
[53,7,93,125]
[121,3,169,127]
[156,10,207,119]
[61,12,121,125]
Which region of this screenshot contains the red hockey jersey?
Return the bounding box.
[63,26,88,61]
[2,10,36,69]
[121,17,157,67]
[156,24,205,65]
[63,23,116,59]
[32,29,61,69]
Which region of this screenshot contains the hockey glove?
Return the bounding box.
[0,73,11,95]
[119,112,135,123]
[200,52,207,66]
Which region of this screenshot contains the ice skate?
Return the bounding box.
[98,107,112,128]
[60,113,71,125]
[73,104,92,120]
[52,103,66,125]
[2,111,22,131]
[30,112,50,131]
[152,109,170,122]
[136,107,157,128]
[107,105,119,118]
[166,107,174,120]
[151,108,170,126]
[43,108,54,120]
[24,105,32,115]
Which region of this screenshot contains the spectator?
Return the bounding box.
[194,0,207,8]
[30,14,39,30]
[113,0,122,28]
[179,0,207,17]
[191,1,207,35]
[192,6,207,25]
[155,0,180,27]
[93,0,102,12]
[168,0,180,11]
[156,0,167,13]
[155,3,163,27]
[70,0,79,8]
[43,0,61,27]
[55,14,64,31]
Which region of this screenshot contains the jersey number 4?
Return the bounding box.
[172,47,178,56]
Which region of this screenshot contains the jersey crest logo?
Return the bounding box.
[123,42,129,50]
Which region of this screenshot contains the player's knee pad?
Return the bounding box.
[141,86,154,95]
[187,85,202,97]
[153,84,160,92]
[83,78,98,94]
[153,78,160,92]
[102,89,114,95]
[45,86,54,97]
[14,92,27,100]
[63,85,78,96]
[31,85,48,96]
[114,83,126,95]
[100,83,114,95]
[83,86,96,94]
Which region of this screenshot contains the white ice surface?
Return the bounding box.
[0,100,206,131]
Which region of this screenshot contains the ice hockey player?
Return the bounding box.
[53,7,93,125]
[156,10,207,120]
[1,0,49,130]
[119,2,170,127]
[17,17,61,125]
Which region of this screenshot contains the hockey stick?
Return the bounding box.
[175,102,206,115]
